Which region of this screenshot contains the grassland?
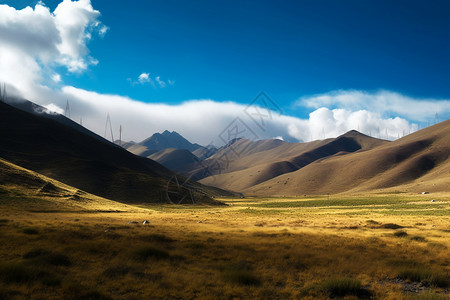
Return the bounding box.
[0,192,449,299]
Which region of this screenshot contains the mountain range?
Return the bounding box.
[1,96,449,202]
[0,99,230,204]
[127,122,450,196]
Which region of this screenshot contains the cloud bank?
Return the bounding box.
[0,1,447,147]
[298,90,450,123]
[58,86,418,144]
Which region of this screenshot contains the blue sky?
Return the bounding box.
[0,0,449,144]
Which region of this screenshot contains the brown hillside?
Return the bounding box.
[199,131,387,191]
[245,120,450,196]
[148,148,200,173]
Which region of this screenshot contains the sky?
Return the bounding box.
[0,0,449,146]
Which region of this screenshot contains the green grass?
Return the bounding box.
[252,196,413,208]
[249,196,450,216]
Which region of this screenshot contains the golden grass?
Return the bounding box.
[0,192,449,299]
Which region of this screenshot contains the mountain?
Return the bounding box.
[125,130,218,161]
[125,130,218,166]
[140,130,203,152]
[148,148,200,173]
[0,99,230,204]
[241,120,450,196]
[198,130,388,192]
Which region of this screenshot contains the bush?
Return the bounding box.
[22,228,39,235]
[393,230,408,237]
[320,277,364,297]
[381,223,403,229]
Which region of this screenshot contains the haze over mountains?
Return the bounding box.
[0,98,229,204]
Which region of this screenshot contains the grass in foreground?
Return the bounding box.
[0,193,448,299]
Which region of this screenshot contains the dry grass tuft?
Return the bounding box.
[319,277,367,297]
[397,267,449,288]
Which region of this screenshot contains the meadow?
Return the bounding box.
[0,192,449,299]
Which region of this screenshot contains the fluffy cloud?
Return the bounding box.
[297,90,450,123]
[138,73,151,84]
[0,0,106,99]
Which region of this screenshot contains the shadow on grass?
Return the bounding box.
[0,262,61,286]
[23,248,71,266]
[319,277,370,298]
[131,246,170,261]
[221,263,261,286]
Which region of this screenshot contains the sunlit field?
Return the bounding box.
[0,193,449,299]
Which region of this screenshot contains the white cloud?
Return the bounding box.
[52,73,62,83]
[138,72,151,84]
[33,86,413,145]
[155,76,166,88]
[44,103,64,114]
[129,72,171,88]
[0,0,106,98]
[297,90,450,122]
[53,0,104,72]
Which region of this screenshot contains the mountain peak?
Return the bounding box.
[140,130,202,152]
